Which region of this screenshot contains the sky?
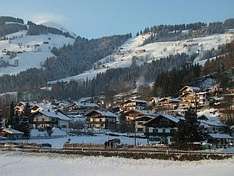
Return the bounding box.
[0,0,234,38]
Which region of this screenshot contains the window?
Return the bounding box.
[158,128,163,133]
[149,128,153,133]
[137,128,143,132]
[153,129,158,133]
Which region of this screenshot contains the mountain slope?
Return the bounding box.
[0,30,74,75]
[51,32,234,83]
[0,17,76,76]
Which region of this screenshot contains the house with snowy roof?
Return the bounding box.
[197,109,233,146]
[86,110,117,130]
[123,109,146,122]
[75,99,100,115]
[31,107,71,129]
[144,113,183,144]
[120,99,149,112]
[135,114,155,133]
[151,97,180,112]
[179,86,208,109]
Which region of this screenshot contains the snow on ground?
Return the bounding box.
[51,32,234,83]
[0,151,233,176]
[0,134,148,148]
[49,68,107,84]
[0,30,74,76]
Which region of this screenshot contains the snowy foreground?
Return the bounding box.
[0,151,233,176]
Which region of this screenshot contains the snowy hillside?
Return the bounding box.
[51,32,234,84]
[0,30,75,76]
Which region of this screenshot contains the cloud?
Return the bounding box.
[30,13,66,24]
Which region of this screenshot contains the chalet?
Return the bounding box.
[86,110,117,130]
[198,115,227,134]
[121,99,148,112]
[135,115,154,133]
[152,97,180,112]
[207,133,233,147]
[76,97,100,114]
[179,86,208,109]
[76,102,99,115]
[144,114,182,144]
[196,92,208,107]
[123,109,145,122]
[31,108,71,129]
[197,111,233,146]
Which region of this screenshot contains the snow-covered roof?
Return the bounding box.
[3,128,24,134]
[199,119,225,127]
[198,108,225,127]
[180,86,200,92]
[197,108,219,118]
[145,113,182,125]
[77,102,99,108]
[39,109,71,121]
[135,115,155,121]
[209,133,233,139]
[157,113,181,123]
[86,110,117,118]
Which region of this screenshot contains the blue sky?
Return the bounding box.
[0,0,234,38]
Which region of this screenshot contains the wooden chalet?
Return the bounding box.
[86,110,117,130]
[179,86,208,109]
[144,114,183,144]
[123,109,146,122]
[31,108,71,129]
[135,115,154,133]
[121,99,148,112]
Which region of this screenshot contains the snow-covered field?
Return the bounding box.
[51,32,234,83]
[0,151,233,176]
[1,134,148,148]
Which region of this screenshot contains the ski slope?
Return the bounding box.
[51,32,234,84]
[0,151,233,176]
[0,30,75,76]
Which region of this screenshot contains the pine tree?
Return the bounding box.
[175,108,203,149]
[6,102,15,127]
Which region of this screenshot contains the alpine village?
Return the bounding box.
[0,16,234,160]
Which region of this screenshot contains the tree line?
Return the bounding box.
[138,18,234,44]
